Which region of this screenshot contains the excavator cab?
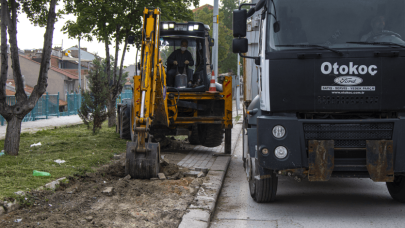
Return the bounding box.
[159,22,213,92]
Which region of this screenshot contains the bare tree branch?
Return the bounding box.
[0,0,9,103]
[8,0,26,103]
[117,28,130,91]
[29,0,57,104]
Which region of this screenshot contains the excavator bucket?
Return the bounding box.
[125,141,160,179]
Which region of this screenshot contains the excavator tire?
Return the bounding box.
[120,106,131,140]
[200,124,224,148]
[188,125,201,145]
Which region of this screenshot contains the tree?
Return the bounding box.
[219,0,240,74]
[63,0,199,128]
[79,58,109,133]
[193,5,232,73]
[0,0,59,155]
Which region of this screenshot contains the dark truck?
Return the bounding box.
[233,0,405,203]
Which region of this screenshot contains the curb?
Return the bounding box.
[0,122,83,140]
[178,122,242,228]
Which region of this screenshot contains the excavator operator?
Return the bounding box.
[166,39,194,87]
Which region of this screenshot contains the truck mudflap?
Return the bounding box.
[307,140,394,182]
[308,140,334,181]
[366,140,394,182]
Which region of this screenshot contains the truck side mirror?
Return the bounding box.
[255,0,266,11]
[232,38,248,53]
[247,7,256,18]
[233,9,247,38]
[128,35,135,44]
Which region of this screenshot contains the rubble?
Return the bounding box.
[158,173,166,180]
[197,171,206,178]
[4,200,20,212]
[102,187,114,195]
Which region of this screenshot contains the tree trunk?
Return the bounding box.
[1,0,57,156]
[113,25,120,83]
[4,116,22,155]
[107,96,116,127]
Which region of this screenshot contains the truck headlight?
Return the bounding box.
[274,146,288,159]
[163,24,168,30]
[272,125,285,138]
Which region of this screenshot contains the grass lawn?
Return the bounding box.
[0,122,127,199]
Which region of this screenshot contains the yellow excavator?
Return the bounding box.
[117,8,233,179]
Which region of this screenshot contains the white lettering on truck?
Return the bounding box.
[321,62,377,76]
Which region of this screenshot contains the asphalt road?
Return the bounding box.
[210,135,405,228]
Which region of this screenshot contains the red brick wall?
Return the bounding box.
[62,69,88,76]
[51,57,59,67]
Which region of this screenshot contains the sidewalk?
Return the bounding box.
[0,115,82,140]
[177,100,243,228]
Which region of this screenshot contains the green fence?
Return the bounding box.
[60,92,81,116]
[0,90,130,126]
[0,92,81,126]
[116,90,132,105]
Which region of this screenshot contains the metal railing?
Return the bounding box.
[60,92,81,116]
[116,89,133,106]
[0,92,81,126]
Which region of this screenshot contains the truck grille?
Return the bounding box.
[303,123,394,148]
[317,96,379,105]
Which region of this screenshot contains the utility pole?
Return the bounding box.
[236,0,241,113]
[212,0,219,82]
[78,37,81,94]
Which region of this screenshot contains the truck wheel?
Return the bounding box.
[387,176,405,203]
[120,106,131,140]
[188,125,201,145]
[249,158,278,203]
[200,124,223,147]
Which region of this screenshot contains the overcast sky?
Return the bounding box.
[15,0,215,67]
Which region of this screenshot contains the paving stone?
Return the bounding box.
[181,209,211,222]
[184,171,200,177]
[195,167,209,173]
[4,200,19,212]
[158,173,166,180]
[178,219,208,228]
[197,171,206,178]
[45,177,67,190]
[102,187,114,195]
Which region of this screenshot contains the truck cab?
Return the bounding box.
[234,0,405,203]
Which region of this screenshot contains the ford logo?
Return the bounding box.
[334,76,363,85]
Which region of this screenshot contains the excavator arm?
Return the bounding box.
[126,8,168,179]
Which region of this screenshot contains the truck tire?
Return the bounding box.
[188,125,201,145]
[249,158,278,203]
[200,124,223,148]
[387,176,405,203]
[120,106,131,140]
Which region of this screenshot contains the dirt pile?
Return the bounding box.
[0,159,203,228]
